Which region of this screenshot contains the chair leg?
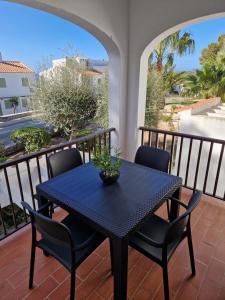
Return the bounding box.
[70,267,76,300]
[187,231,196,276]
[162,262,170,300]
[109,239,114,275]
[29,243,36,289]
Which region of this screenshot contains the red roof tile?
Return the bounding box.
[81,69,103,77]
[0,61,33,73]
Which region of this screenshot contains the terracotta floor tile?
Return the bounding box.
[206,258,225,284]
[87,291,105,300]
[77,252,103,280]
[76,271,105,299]
[132,287,152,300]
[214,241,225,263]
[128,248,141,271]
[33,257,61,285]
[97,273,113,299]
[169,263,188,294]
[23,276,58,300]
[186,260,208,289]
[175,281,198,300]
[51,265,70,284]
[196,241,215,265]
[128,264,147,298]
[95,240,110,258]
[197,279,220,300]
[95,257,112,277]
[141,264,162,297]
[48,276,72,300]
[0,280,12,299]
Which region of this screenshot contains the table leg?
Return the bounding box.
[37,195,51,218]
[111,237,128,300]
[169,187,181,221]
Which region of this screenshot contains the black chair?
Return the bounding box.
[47,148,83,178]
[129,191,202,300]
[135,146,170,216]
[135,146,170,173]
[38,148,83,216]
[35,148,82,206]
[22,201,106,300]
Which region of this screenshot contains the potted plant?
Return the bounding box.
[92,146,122,184]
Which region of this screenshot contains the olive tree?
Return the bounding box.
[31,59,99,140]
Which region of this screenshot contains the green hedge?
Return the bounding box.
[10,127,50,153]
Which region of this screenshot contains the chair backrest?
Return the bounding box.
[48,148,83,178]
[21,201,73,248]
[135,146,170,172]
[165,191,202,245]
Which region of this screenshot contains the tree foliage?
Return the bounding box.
[146,30,195,127]
[32,59,99,139]
[95,73,109,128]
[145,67,166,127]
[149,31,195,73]
[182,34,225,100]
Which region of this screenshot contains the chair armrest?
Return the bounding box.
[74,232,97,251]
[170,197,188,209]
[136,231,163,248]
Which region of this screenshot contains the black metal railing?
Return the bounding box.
[0,128,115,240]
[140,127,225,201]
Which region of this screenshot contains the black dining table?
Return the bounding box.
[36,159,182,300]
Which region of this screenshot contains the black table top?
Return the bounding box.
[36,160,182,238]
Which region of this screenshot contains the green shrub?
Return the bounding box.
[0,142,7,163]
[10,127,50,153]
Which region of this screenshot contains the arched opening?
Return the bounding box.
[137,12,225,198]
[8,0,124,149]
[138,12,225,131]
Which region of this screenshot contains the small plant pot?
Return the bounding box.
[99,171,120,185]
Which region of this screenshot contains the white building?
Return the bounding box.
[40,56,106,88]
[0,54,36,116]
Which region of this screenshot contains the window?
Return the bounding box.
[21,77,29,87]
[21,97,28,107]
[0,78,6,88]
[4,99,13,109]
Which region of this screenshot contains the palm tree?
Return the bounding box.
[182,59,225,100]
[149,31,195,73]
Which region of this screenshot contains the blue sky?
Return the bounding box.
[174,17,225,71]
[0,1,108,71]
[1,1,225,72]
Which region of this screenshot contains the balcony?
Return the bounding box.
[0,128,225,299]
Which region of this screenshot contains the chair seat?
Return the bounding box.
[130,215,181,263]
[37,215,105,270]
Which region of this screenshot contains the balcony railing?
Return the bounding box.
[139,127,225,201]
[0,128,115,240]
[1,126,224,241]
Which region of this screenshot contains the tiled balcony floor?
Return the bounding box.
[1,188,225,300]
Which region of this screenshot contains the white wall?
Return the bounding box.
[175,114,225,198]
[0,72,35,98]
